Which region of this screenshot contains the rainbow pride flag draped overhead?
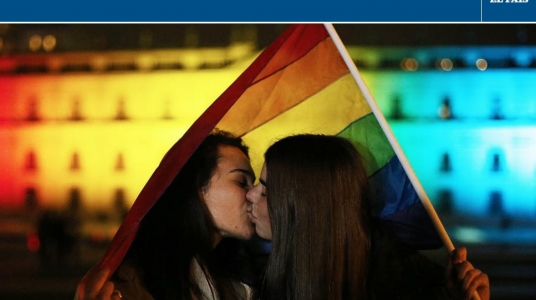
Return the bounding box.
[97,24,444,275]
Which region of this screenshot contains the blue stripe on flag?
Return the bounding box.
[369,156,443,249]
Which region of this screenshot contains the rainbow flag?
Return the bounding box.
[97,24,443,275]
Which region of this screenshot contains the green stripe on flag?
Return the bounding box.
[337,113,395,176]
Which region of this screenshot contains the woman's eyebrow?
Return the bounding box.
[229,168,256,181]
[259,178,267,187]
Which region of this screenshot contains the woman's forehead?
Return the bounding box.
[217,145,253,171]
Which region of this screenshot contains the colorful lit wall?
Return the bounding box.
[2,45,536,225]
[360,61,536,220]
[0,66,249,211]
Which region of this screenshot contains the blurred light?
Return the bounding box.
[136,55,154,71]
[476,58,488,71]
[29,35,42,52]
[512,51,531,67]
[438,58,453,71]
[42,35,56,52]
[182,52,201,70]
[47,57,63,72]
[463,51,478,67]
[401,58,419,71]
[27,232,40,252]
[452,227,486,243]
[90,56,108,71]
[228,43,255,61]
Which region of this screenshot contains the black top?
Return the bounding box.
[368,221,452,300]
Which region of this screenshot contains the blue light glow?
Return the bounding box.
[361,68,536,219]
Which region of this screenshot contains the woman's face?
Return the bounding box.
[246,163,272,240]
[202,145,256,242]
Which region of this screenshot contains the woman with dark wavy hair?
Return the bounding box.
[77,130,266,300]
[246,134,490,300]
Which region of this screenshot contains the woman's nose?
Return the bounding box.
[246,185,259,203]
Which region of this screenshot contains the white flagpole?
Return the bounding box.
[324,23,481,300]
[323,22,453,251]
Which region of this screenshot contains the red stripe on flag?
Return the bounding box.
[254,24,330,83]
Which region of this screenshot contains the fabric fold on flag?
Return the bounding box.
[97,23,442,277]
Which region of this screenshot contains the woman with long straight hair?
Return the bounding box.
[253,134,370,299]
[246,134,490,300]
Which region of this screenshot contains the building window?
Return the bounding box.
[67,187,82,212]
[70,98,84,121]
[26,96,40,121]
[439,152,452,173]
[436,189,454,215]
[115,98,128,120]
[113,188,129,220]
[24,187,39,210]
[115,153,125,171]
[488,191,504,216]
[70,152,81,171]
[24,150,38,172]
[492,152,504,172]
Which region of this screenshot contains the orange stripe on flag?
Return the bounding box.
[217,38,349,136]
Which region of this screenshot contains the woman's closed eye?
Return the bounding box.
[235,176,254,190]
[259,179,267,196]
[236,180,248,188]
[229,169,255,190]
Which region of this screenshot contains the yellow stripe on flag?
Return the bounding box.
[217,38,348,136]
[235,74,372,173]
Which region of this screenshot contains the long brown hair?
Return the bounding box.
[125,129,256,300]
[261,134,371,300]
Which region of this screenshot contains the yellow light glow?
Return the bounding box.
[29,35,42,52]
[476,58,488,71]
[401,58,419,71]
[42,35,57,52]
[182,52,202,70]
[136,55,154,71]
[439,58,453,71]
[90,56,108,71]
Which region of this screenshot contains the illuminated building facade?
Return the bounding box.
[1,24,536,235]
[0,24,263,213]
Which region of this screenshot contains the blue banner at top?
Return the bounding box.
[483,0,536,21]
[0,0,534,22]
